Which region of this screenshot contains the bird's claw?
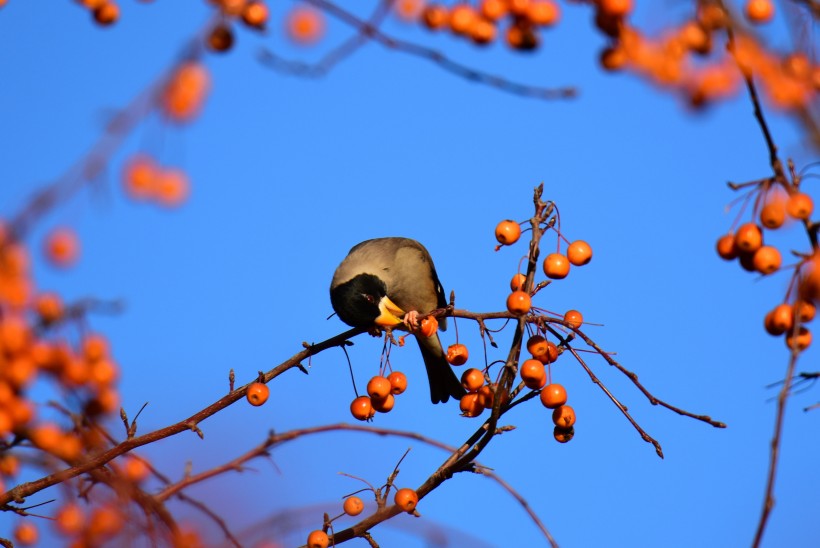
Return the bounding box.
[403,310,421,332]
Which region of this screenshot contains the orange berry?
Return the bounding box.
[307,530,330,548]
[82,333,109,362]
[527,335,547,356]
[460,368,484,393]
[765,304,793,335]
[419,316,438,337]
[510,273,527,291]
[752,246,781,275]
[716,234,738,260]
[449,3,477,35]
[350,396,374,421]
[599,45,628,71]
[286,6,325,45]
[215,0,246,16]
[0,316,30,355]
[162,62,210,122]
[14,521,38,546]
[394,488,418,513]
[122,154,158,200]
[526,0,560,26]
[469,17,497,45]
[477,383,502,409]
[599,0,632,17]
[30,423,63,452]
[33,292,63,324]
[89,358,119,386]
[540,383,567,408]
[93,2,119,26]
[734,223,763,253]
[121,455,151,483]
[508,0,531,15]
[786,326,811,351]
[520,359,546,389]
[371,393,395,413]
[506,20,539,51]
[154,168,190,208]
[394,0,424,21]
[552,405,576,428]
[563,309,583,329]
[343,496,364,516]
[446,343,469,365]
[567,240,592,266]
[495,220,521,245]
[506,290,531,315]
[459,392,484,417]
[88,506,124,538]
[480,0,508,20]
[759,198,787,229]
[6,357,36,389]
[795,301,816,322]
[799,255,820,303]
[553,426,575,443]
[207,23,234,53]
[387,371,407,395]
[421,4,448,30]
[787,192,814,220]
[366,376,392,400]
[246,382,270,406]
[543,253,570,279]
[241,1,269,29]
[55,503,86,535]
[0,454,19,476]
[745,0,774,23]
[44,227,80,268]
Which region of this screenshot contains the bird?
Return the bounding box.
[330,237,466,404]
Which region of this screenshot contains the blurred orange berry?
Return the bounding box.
[717,234,737,261]
[93,2,119,26]
[745,0,774,23]
[34,292,63,324]
[163,62,211,122]
[242,1,269,29]
[527,0,560,26]
[55,503,86,536]
[14,521,39,546]
[786,192,813,220]
[44,227,80,268]
[286,6,325,45]
[155,168,190,208]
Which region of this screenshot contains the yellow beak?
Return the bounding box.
[375,296,405,327]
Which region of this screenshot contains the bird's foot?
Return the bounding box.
[403,310,421,332]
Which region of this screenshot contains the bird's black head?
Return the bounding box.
[331,273,392,328]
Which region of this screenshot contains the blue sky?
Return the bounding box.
[1,1,818,547]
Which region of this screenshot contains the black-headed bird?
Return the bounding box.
[330,237,466,404]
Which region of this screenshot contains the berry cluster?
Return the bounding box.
[717,180,817,352]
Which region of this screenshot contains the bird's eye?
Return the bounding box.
[362,294,376,304]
